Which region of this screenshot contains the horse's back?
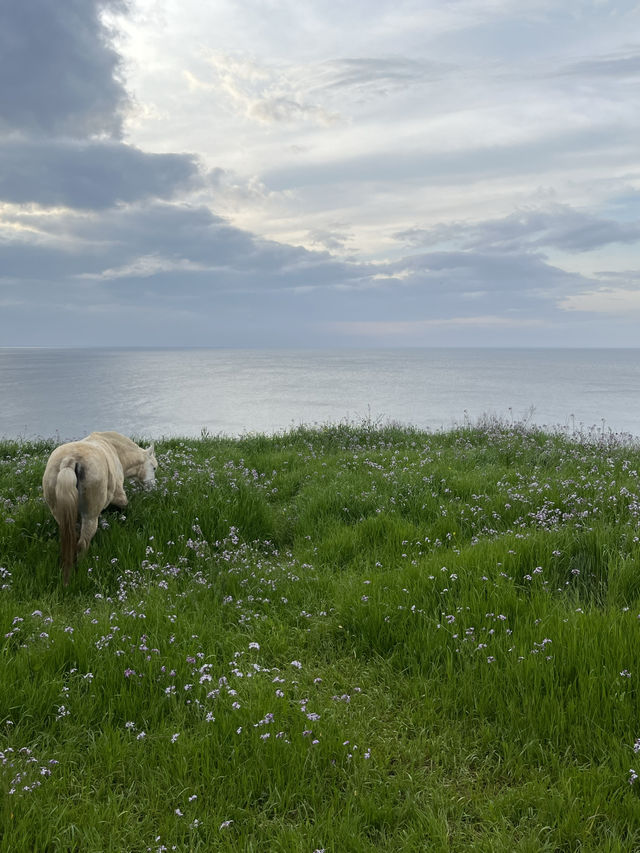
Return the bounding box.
[85,431,139,454]
[43,438,121,512]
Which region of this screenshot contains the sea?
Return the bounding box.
[1,348,640,441]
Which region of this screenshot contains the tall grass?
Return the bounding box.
[2,421,640,850]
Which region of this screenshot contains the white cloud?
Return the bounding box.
[75,254,211,280]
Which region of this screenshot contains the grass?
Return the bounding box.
[2,419,640,851]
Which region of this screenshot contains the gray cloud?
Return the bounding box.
[262,125,639,192]
[0,0,128,137]
[395,206,640,254]
[0,195,616,347]
[0,0,205,211]
[0,201,368,292]
[1,196,591,326]
[306,225,353,252]
[555,50,640,80]
[0,139,201,209]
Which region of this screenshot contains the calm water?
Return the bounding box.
[1,348,639,440]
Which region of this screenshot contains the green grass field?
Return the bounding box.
[2,420,640,851]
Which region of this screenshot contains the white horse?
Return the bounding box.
[42,431,157,584]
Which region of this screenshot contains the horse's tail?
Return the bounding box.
[56,459,79,585]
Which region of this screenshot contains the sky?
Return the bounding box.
[1,0,640,348]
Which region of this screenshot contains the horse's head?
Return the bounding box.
[141,444,158,489]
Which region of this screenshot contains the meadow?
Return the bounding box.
[2,420,640,851]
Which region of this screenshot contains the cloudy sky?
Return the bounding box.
[1,0,640,347]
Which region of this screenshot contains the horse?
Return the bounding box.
[42,431,158,584]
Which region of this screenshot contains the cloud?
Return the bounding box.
[555,49,640,80]
[0,191,628,347]
[0,0,128,137]
[261,120,640,196]
[394,205,640,254]
[199,51,449,126]
[248,96,338,125]
[76,255,210,281]
[201,53,340,126]
[0,0,203,211]
[314,56,451,96]
[0,138,201,209]
[330,315,547,337]
[560,283,640,315]
[2,0,640,349]
[306,224,354,252]
[0,200,369,291]
[387,248,584,295]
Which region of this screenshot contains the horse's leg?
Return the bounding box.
[111,486,128,508]
[77,515,99,554]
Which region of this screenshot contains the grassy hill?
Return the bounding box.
[2,421,640,851]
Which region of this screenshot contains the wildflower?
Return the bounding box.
[170,733,180,743]
[137,731,146,740]
[248,642,260,650]
[291,660,302,669]
[219,820,233,830]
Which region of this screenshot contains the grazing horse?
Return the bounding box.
[42,431,158,584]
